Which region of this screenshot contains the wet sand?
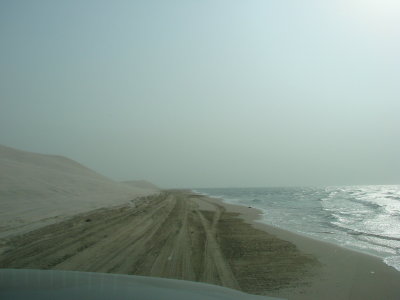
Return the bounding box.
[214,196,400,300]
[1,190,399,299]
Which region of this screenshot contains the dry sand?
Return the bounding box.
[0,144,159,238]
[1,190,399,299]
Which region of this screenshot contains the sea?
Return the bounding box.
[194,185,400,272]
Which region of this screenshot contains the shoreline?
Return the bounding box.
[199,192,400,299]
[1,190,399,299]
[194,189,399,271]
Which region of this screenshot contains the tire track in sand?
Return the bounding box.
[0,190,318,295]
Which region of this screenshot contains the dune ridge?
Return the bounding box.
[0,145,158,238]
[122,180,160,190]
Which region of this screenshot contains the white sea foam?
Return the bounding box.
[384,256,400,272]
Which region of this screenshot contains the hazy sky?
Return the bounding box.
[1,0,399,188]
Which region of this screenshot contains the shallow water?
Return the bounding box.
[195,185,400,272]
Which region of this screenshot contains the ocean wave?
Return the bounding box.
[197,185,400,272]
[251,198,262,203]
[347,197,382,210]
[330,221,400,242]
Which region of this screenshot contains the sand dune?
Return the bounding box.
[0,145,158,238]
[122,180,160,190]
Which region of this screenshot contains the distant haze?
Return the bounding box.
[1,1,399,188]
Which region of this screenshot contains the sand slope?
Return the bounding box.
[122,180,160,190]
[0,145,158,238]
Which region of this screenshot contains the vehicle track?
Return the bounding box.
[0,191,318,294]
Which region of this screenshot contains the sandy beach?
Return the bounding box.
[1,190,399,299]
